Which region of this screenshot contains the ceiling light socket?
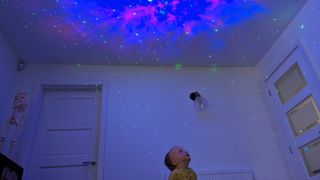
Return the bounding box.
[17,60,25,71]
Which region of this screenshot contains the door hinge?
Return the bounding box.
[268,90,272,96]
[289,146,293,154]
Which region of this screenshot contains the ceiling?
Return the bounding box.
[0,0,307,67]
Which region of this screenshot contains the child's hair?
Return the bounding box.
[164,152,176,171]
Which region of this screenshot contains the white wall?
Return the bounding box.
[13,64,291,180]
[0,33,18,154]
[0,33,18,121]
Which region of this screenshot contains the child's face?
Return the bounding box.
[169,146,191,166]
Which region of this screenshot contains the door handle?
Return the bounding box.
[82,161,96,166]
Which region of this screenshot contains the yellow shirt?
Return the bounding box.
[168,168,197,180]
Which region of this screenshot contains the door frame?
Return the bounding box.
[23,83,108,180]
[260,39,320,180]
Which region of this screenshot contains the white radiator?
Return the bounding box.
[163,169,255,180]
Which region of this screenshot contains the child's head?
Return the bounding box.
[164,146,191,171]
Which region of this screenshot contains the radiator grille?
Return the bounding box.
[163,169,255,180]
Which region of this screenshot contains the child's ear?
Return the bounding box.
[172,160,178,166]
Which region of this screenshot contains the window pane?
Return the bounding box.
[300,138,320,177]
[275,63,307,104]
[286,96,320,137]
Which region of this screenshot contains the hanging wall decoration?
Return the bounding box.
[0,91,28,158]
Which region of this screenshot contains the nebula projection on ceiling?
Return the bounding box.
[42,0,265,43]
[6,0,266,64]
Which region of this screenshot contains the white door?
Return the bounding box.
[29,90,100,180]
[266,46,320,180]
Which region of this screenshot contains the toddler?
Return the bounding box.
[164,146,197,180]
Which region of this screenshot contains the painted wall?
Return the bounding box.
[12,64,291,180]
[0,32,18,154]
[0,33,18,120]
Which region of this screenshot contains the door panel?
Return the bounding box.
[39,166,88,180]
[300,138,320,177]
[286,95,320,138]
[274,63,307,104]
